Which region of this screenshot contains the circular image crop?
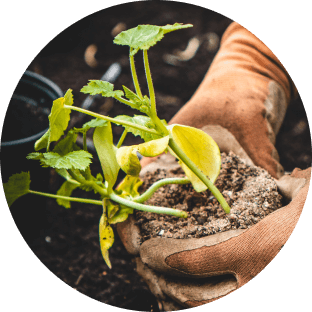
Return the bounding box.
[1,1,311,312]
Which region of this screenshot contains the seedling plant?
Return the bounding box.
[4,23,230,268]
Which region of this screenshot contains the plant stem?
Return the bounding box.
[134,177,190,203]
[83,132,87,151]
[109,192,188,218]
[143,50,169,136]
[168,138,231,214]
[29,190,103,206]
[130,47,143,99]
[64,105,159,136]
[143,50,156,116]
[68,169,107,197]
[116,129,128,148]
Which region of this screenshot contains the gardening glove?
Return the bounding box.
[117,22,307,310]
[142,22,297,179]
[117,128,310,310]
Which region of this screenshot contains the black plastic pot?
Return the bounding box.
[1,70,63,242]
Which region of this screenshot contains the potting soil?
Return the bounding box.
[136,152,283,241]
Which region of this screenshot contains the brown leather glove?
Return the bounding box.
[117,22,308,310]
[142,22,297,179]
[117,128,309,310]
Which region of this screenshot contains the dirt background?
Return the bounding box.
[2,1,311,311]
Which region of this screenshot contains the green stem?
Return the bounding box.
[168,138,231,214]
[143,50,169,136]
[134,177,190,203]
[109,192,188,218]
[116,129,128,148]
[29,190,103,206]
[64,105,159,136]
[68,169,107,197]
[83,132,87,151]
[114,95,137,107]
[130,48,143,99]
[143,50,156,116]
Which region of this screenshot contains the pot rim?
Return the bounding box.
[1,70,63,147]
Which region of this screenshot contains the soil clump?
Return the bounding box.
[135,152,283,242]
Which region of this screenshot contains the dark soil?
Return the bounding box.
[2,1,311,312]
[136,152,282,241]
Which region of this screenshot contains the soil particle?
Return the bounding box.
[135,152,283,241]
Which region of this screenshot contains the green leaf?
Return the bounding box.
[99,213,114,269]
[3,172,30,207]
[55,169,81,185]
[40,150,93,170]
[114,115,164,142]
[52,130,78,156]
[27,152,44,160]
[81,80,124,98]
[96,173,104,183]
[34,130,50,151]
[122,86,150,114]
[168,124,221,192]
[56,181,79,208]
[82,118,108,131]
[114,23,193,55]
[93,122,120,192]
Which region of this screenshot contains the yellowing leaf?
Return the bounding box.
[116,175,143,199]
[116,136,169,176]
[99,213,114,269]
[168,124,221,192]
[137,135,169,157]
[34,89,74,151]
[116,146,141,176]
[108,205,134,224]
[48,89,73,146]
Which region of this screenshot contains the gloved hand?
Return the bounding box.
[142,22,297,179]
[117,129,309,310]
[117,22,309,310]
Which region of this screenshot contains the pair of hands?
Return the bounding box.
[117,22,310,310]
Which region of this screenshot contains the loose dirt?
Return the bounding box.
[135,152,282,241]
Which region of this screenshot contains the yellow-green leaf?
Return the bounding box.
[35,89,74,151]
[48,89,74,146]
[137,135,169,157]
[108,205,134,224]
[93,122,120,191]
[116,136,169,176]
[116,146,141,176]
[99,214,114,269]
[56,181,79,208]
[106,199,119,219]
[168,124,221,192]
